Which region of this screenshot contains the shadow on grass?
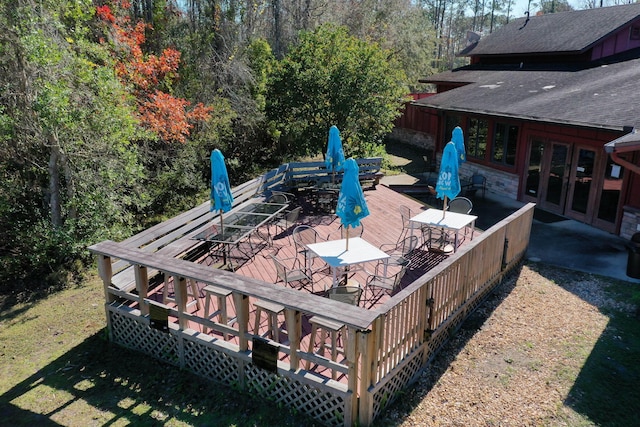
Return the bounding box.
[372,262,640,426]
[371,265,523,426]
[566,312,640,427]
[384,140,430,176]
[0,330,319,427]
[538,265,640,427]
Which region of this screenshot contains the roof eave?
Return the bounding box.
[604,129,640,153]
[411,103,627,133]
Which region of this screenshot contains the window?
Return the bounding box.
[444,115,461,143]
[467,118,488,159]
[492,123,518,166]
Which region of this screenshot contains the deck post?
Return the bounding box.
[134,265,149,315]
[284,308,301,370]
[234,293,249,352]
[173,275,188,329]
[97,254,114,303]
[344,326,359,427]
[96,254,115,341]
[358,319,378,426]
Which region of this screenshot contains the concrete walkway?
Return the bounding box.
[381,173,640,284]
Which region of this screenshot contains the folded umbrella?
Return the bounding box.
[336,158,369,250]
[210,149,234,232]
[451,126,466,166]
[325,125,345,183]
[435,141,461,218]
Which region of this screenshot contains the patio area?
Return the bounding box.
[211,184,451,301]
[89,159,534,426]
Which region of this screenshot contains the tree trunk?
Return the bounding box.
[48,134,62,228]
[62,152,77,221]
[272,0,283,59]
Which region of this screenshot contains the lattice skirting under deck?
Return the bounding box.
[107,308,350,426]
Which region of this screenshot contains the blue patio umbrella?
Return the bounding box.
[210,149,234,231]
[451,126,466,166]
[435,141,461,217]
[325,125,345,183]
[336,158,370,250]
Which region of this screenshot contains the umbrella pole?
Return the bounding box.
[346,226,349,250]
[442,196,448,219]
[343,226,350,285]
[219,210,229,268]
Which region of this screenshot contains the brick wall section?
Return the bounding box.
[621,206,640,240]
[458,164,520,199]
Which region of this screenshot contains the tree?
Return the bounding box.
[265,24,409,159]
[0,0,145,292]
[96,0,212,144]
[535,0,574,13]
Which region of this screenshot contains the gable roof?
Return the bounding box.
[413,51,640,131]
[464,3,640,56]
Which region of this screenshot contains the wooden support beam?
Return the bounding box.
[174,275,188,329]
[234,293,249,352]
[358,322,376,427]
[134,265,149,315]
[285,308,301,370]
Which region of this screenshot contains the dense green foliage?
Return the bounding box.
[0,0,577,297]
[0,1,145,293]
[266,24,408,159]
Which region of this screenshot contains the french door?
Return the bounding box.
[524,138,570,214]
[523,137,622,231]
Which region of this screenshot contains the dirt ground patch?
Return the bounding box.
[373,262,637,426]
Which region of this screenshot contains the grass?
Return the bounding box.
[2,270,638,426]
[0,276,320,427]
[565,280,640,426]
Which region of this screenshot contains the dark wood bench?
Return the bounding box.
[356,157,384,189]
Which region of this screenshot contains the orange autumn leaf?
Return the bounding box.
[96,0,210,142]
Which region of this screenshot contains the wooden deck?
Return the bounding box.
[137,184,478,360]
[89,165,534,426]
[230,184,444,296]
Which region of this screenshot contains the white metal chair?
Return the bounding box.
[266,192,289,204]
[380,235,418,266]
[327,282,363,306]
[398,205,424,243]
[438,196,474,251]
[269,254,313,290]
[270,206,302,243]
[292,225,329,276]
[447,196,473,214]
[365,258,409,295]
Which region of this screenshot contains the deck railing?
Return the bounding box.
[89,161,533,427]
[359,205,534,423]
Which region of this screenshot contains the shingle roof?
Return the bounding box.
[464,3,640,56]
[605,130,640,153]
[413,52,640,131]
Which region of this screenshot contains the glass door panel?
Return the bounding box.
[569,148,595,215]
[524,139,543,201]
[542,143,569,212]
[596,155,623,223]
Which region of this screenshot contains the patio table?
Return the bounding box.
[306,237,389,288]
[193,201,287,269]
[409,208,477,253]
